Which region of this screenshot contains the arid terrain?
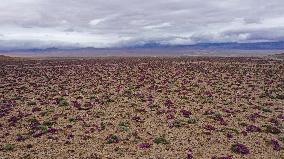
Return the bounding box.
[269,53,284,60]
[0,56,283,159]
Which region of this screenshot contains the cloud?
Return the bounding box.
[0,0,284,49]
[144,23,172,30]
[89,18,106,26]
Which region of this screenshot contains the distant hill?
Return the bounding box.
[0,41,284,57]
[1,41,284,53]
[131,41,284,50]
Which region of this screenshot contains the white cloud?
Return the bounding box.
[0,0,283,49]
[89,18,106,26]
[144,22,171,30]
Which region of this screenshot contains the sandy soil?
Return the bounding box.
[0,57,283,159]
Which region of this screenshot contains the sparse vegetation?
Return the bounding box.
[1,57,283,158]
[106,134,120,144]
[3,144,15,151]
[154,135,169,144]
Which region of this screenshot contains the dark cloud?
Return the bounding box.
[0,0,284,49]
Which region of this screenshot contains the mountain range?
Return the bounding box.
[1,41,284,52]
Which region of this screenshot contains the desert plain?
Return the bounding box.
[0,56,283,159]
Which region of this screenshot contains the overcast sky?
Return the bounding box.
[0,0,284,49]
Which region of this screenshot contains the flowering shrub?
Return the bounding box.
[246,125,261,132]
[15,135,25,141]
[164,99,173,108]
[138,143,151,149]
[187,149,193,159]
[180,109,191,118]
[270,139,281,151]
[231,143,250,155]
[204,125,216,131]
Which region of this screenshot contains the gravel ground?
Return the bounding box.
[0,57,283,159]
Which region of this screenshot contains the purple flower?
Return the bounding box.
[277,114,284,120]
[32,107,41,112]
[167,109,177,114]
[32,130,44,138]
[269,118,280,126]
[157,108,166,115]
[8,116,18,124]
[266,125,281,134]
[246,125,261,132]
[187,149,193,159]
[29,119,40,130]
[132,116,143,122]
[271,139,281,151]
[0,102,14,117]
[248,113,260,122]
[214,116,227,125]
[231,143,250,155]
[223,108,235,114]
[138,143,151,149]
[204,125,216,131]
[16,135,25,141]
[180,109,191,118]
[166,114,175,120]
[47,127,57,133]
[241,131,248,136]
[66,125,72,129]
[67,133,74,139]
[204,91,212,97]
[147,96,153,102]
[164,99,173,108]
[72,101,82,109]
[227,133,233,139]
